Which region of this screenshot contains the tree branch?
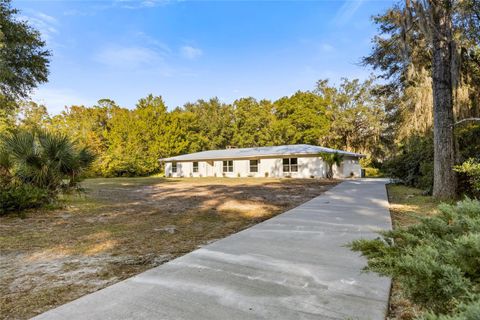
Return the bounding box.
[454,117,480,126]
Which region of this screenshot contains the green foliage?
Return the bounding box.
[0,130,95,195]
[319,152,343,179]
[0,183,49,215]
[456,123,480,162]
[101,95,170,176]
[0,0,50,100]
[17,101,50,130]
[360,156,384,177]
[317,78,387,159]
[41,85,386,178]
[454,159,480,197]
[362,0,480,199]
[0,129,94,214]
[50,101,115,176]
[420,301,480,320]
[183,97,234,151]
[383,135,434,191]
[0,98,17,134]
[364,167,382,177]
[383,123,480,195]
[232,98,274,147]
[363,3,480,144]
[455,123,480,197]
[272,91,330,145]
[350,198,480,317]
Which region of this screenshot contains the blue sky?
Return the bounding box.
[18,0,394,114]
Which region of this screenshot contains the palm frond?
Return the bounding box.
[77,147,96,169]
[319,152,344,179]
[38,130,76,174]
[2,129,94,192]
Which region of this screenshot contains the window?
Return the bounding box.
[249,160,259,173]
[282,158,298,172]
[223,160,233,172]
[193,162,199,173]
[172,162,177,173]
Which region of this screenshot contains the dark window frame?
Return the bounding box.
[282,158,298,173]
[193,161,199,173]
[249,159,259,173]
[222,160,233,172]
[172,162,177,173]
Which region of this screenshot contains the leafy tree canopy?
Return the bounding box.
[0,0,50,102]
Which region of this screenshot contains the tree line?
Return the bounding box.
[8,77,386,177]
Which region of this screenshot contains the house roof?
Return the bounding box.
[160,144,364,162]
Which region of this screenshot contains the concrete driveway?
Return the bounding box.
[34,179,392,320]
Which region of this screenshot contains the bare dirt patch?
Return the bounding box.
[0,177,337,319]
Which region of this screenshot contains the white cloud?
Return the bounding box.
[334,0,364,25]
[63,9,92,17]
[20,12,59,43]
[138,0,161,7]
[320,43,335,52]
[134,32,171,54]
[180,45,203,60]
[114,0,171,9]
[63,0,172,15]
[35,12,58,25]
[95,46,164,68]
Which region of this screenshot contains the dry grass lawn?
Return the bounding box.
[0,177,337,320]
[387,184,440,228]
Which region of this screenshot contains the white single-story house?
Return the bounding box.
[161,144,364,179]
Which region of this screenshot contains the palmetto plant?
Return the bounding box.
[319,152,344,179]
[0,130,95,194]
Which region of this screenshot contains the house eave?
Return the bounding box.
[160,151,365,163]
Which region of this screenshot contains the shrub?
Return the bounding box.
[0,130,95,214]
[350,198,480,317]
[0,184,50,215]
[420,301,480,320]
[456,123,480,162]
[365,167,383,177]
[360,156,383,171]
[454,159,480,197]
[383,125,480,195]
[383,134,434,191]
[0,130,95,193]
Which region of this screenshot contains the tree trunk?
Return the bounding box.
[431,0,457,199]
[327,164,333,179]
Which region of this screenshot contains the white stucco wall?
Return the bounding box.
[341,156,362,178]
[260,158,281,177]
[164,155,362,178]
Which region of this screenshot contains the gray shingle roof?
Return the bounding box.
[160,144,364,162]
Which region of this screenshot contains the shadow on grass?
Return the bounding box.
[0,177,337,319]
